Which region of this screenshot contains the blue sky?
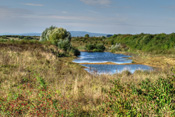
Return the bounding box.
[0,0,175,34]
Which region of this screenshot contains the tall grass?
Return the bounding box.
[0,41,174,116]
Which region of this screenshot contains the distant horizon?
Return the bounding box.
[0,30,175,36]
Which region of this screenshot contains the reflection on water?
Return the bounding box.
[73,52,153,74]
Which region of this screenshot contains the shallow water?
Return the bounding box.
[82,64,152,74]
[73,52,132,64]
[73,52,153,74]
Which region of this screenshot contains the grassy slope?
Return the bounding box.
[0,39,174,116]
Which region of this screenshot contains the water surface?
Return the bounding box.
[73,52,153,74]
[73,52,132,64]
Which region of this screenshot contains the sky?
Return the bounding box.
[0,0,175,34]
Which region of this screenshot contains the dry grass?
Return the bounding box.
[0,42,174,116]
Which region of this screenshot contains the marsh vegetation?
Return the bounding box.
[0,30,175,116]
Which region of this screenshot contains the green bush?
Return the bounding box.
[85,44,105,52]
[40,26,56,41]
[85,44,95,51]
[107,33,175,54]
[57,40,80,56]
[40,26,71,45]
[40,26,80,56]
[102,75,175,116]
[49,28,71,45]
[57,40,71,51]
[70,47,80,56]
[85,34,90,38]
[96,44,105,52]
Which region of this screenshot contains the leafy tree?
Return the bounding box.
[85,34,89,38]
[40,26,80,56]
[85,44,105,52]
[57,39,71,51]
[85,44,95,51]
[96,44,105,52]
[40,26,57,41]
[49,28,71,45]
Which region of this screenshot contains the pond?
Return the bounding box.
[73,52,153,74]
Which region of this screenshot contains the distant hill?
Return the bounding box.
[0,33,41,36]
[0,31,111,37]
[70,31,110,37]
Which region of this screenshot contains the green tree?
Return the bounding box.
[40,26,56,41]
[85,34,90,38]
[49,28,71,45]
[40,26,80,56]
[40,26,71,45]
[96,44,105,52]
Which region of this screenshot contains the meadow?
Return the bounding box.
[0,35,174,116]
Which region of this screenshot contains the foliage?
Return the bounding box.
[57,40,71,51]
[40,26,79,56]
[102,75,175,116]
[85,34,89,38]
[71,37,106,51]
[40,26,71,45]
[49,28,71,45]
[40,26,57,42]
[69,47,80,56]
[110,43,121,52]
[57,40,80,56]
[85,44,105,52]
[107,33,175,53]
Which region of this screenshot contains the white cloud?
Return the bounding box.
[80,0,111,6]
[24,3,44,7]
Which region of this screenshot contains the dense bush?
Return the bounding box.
[40,26,71,45]
[40,26,79,56]
[49,28,71,45]
[109,43,129,52]
[57,40,80,56]
[40,26,56,42]
[102,75,175,116]
[110,43,121,52]
[85,34,89,38]
[85,44,105,52]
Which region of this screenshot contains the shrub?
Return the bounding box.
[40,26,80,56]
[49,28,71,45]
[70,47,80,56]
[57,39,80,56]
[85,44,95,51]
[40,26,71,45]
[57,40,71,51]
[40,26,57,41]
[102,75,175,116]
[107,33,175,53]
[110,43,121,52]
[96,44,105,52]
[85,34,89,38]
[85,44,105,52]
